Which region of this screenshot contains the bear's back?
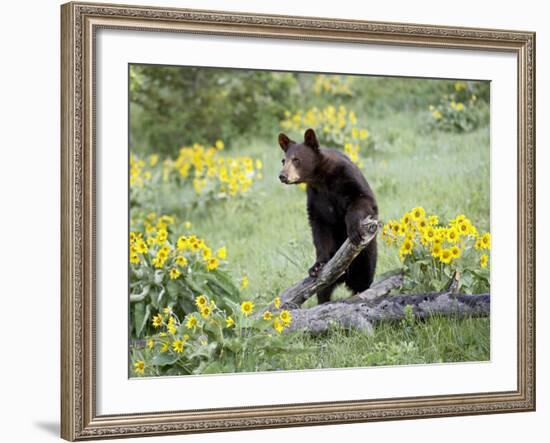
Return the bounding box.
[318,147,375,203]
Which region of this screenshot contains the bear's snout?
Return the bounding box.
[279,173,289,184]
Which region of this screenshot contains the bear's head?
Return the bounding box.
[278,128,321,185]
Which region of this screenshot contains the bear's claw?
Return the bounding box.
[348,226,364,246]
[308,261,325,278]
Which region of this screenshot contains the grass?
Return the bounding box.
[133,106,490,371]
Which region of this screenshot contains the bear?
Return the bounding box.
[278,128,378,304]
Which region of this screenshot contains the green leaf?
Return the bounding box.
[188,342,218,360]
[200,361,224,374]
[152,352,180,367]
[223,338,243,354]
[133,302,145,338]
[157,287,166,306]
[149,287,160,310]
[136,304,151,337]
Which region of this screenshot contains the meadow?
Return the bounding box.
[128,69,490,376]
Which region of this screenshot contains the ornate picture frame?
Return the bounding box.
[61,1,535,440]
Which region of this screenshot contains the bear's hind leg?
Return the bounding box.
[345,241,377,294]
[317,282,337,304]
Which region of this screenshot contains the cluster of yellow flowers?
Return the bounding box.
[429,82,478,121]
[147,306,196,358]
[312,74,354,96]
[429,101,466,120]
[162,141,262,196]
[280,105,370,165]
[130,140,262,199]
[134,293,295,374]
[240,296,292,334]
[382,207,491,268]
[129,212,225,273]
[130,154,153,187]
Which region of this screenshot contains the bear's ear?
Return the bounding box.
[278,133,294,152]
[304,128,319,150]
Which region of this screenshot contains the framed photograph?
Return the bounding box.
[61,1,536,440]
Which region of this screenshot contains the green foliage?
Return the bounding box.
[427,80,490,132]
[130,294,301,376]
[130,65,299,155]
[129,212,240,338]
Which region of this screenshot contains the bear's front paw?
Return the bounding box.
[348,225,364,246]
[308,261,325,278]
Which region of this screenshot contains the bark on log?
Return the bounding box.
[345,272,404,304]
[285,291,490,334]
[273,216,381,310]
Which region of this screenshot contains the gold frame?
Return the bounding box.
[61,1,536,440]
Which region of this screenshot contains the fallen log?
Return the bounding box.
[345,271,404,304]
[285,291,490,334]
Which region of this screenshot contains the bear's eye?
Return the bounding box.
[281,159,285,165]
[292,158,300,166]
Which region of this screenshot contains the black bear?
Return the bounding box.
[278,128,378,304]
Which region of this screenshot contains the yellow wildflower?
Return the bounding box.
[447,227,459,243]
[481,233,491,249]
[450,245,461,259]
[216,247,227,259]
[195,295,207,308]
[279,310,292,326]
[202,247,212,260]
[172,339,184,353]
[185,315,197,329]
[432,244,442,258]
[411,207,425,221]
[440,248,453,264]
[133,360,145,375]
[156,228,168,244]
[225,316,235,328]
[200,306,212,319]
[176,236,189,250]
[274,297,281,309]
[175,255,188,267]
[152,313,163,328]
[428,215,439,225]
[399,238,413,256]
[263,311,273,321]
[206,257,219,271]
[241,301,254,316]
[169,268,180,280]
[273,318,284,334]
[424,226,436,242]
[130,251,140,264]
[480,253,489,269]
